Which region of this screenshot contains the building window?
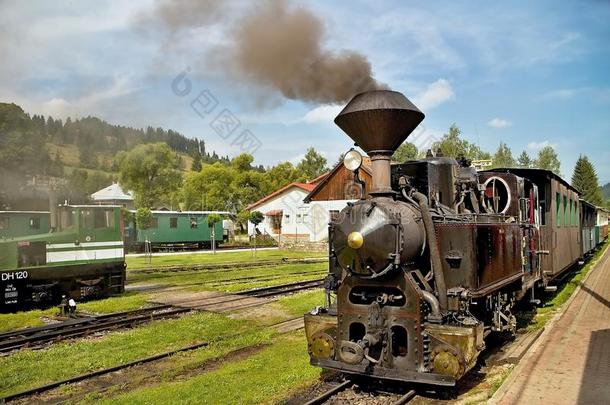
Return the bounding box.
[284,214,290,223]
[170,217,178,228]
[0,217,8,230]
[29,217,40,230]
[330,210,341,222]
[296,214,303,224]
[302,213,309,223]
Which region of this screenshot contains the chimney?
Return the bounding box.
[334,90,424,195]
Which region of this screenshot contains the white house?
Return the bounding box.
[246,159,373,243]
[246,180,320,242]
[91,183,134,209]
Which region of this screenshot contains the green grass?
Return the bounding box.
[0,312,272,397]
[128,262,327,293]
[522,240,609,331]
[126,249,326,270]
[77,292,151,314]
[275,290,326,318]
[102,332,320,404]
[0,308,56,333]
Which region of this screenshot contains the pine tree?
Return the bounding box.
[571,155,604,205]
[517,150,532,168]
[191,152,202,172]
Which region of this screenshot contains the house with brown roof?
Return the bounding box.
[301,158,372,241]
[246,159,374,243]
[245,173,326,242]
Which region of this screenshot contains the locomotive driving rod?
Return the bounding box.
[412,192,448,312]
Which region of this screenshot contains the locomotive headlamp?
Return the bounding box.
[347,231,364,249]
[343,149,363,172]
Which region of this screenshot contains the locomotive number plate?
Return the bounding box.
[1,271,29,281]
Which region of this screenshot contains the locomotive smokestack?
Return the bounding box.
[334,90,424,194]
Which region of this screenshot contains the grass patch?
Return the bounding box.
[520,241,609,331]
[102,332,320,404]
[0,312,271,397]
[126,249,326,270]
[0,308,56,333]
[77,292,151,314]
[128,262,327,293]
[275,290,326,318]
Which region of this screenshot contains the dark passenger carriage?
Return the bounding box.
[482,168,581,284]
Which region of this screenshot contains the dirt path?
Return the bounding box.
[492,248,610,404]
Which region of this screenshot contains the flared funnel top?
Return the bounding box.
[334,90,425,153]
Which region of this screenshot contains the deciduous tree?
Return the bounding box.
[115,143,182,208]
[533,146,561,176]
[297,147,328,179]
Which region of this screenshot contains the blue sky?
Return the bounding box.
[1,0,609,182]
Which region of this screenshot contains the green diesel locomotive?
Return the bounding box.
[0,205,126,311]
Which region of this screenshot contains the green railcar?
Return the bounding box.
[0,205,126,311]
[0,211,51,239]
[132,211,228,250]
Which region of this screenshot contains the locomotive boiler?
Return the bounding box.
[304,90,543,385]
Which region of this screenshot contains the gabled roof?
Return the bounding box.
[91,183,133,201]
[246,173,329,211]
[304,158,371,203]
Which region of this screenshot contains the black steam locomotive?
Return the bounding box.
[304,90,602,385]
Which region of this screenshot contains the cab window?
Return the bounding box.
[29,217,40,230]
[93,209,115,229]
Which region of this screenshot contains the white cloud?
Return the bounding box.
[37,75,139,119]
[488,118,511,128]
[301,105,342,124]
[528,140,556,151]
[413,79,455,110]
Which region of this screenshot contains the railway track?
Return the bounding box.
[238,278,325,298]
[304,380,417,405]
[128,257,327,275]
[0,305,190,354]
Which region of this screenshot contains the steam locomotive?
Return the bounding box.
[304,90,606,386]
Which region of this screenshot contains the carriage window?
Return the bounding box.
[573,201,579,226]
[539,201,547,225]
[0,217,9,230]
[170,217,178,228]
[189,217,198,228]
[556,193,561,227]
[150,218,159,228]
[564,196,568,226]
[29,217,40,230]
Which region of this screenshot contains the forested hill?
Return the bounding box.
[0,102,228,172]
[0,102,228,208]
